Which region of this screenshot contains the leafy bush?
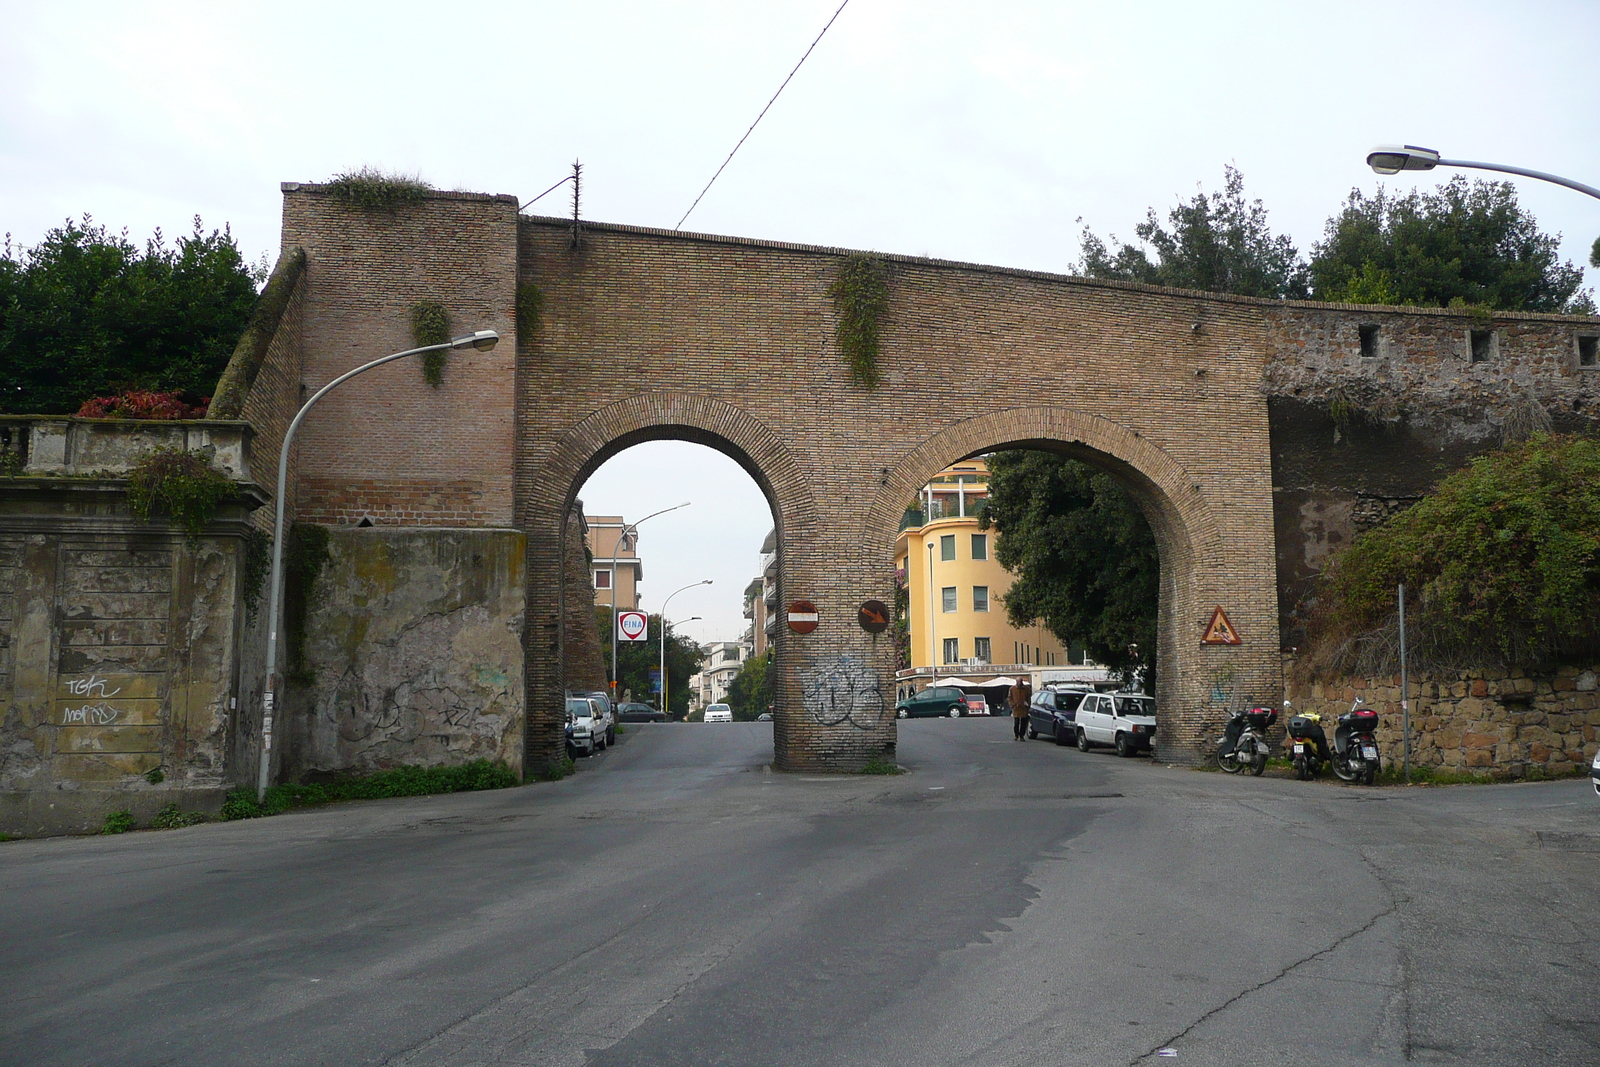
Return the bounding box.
[127,447,233,541]
[324,168,432,211]
[859,755,904,775]
[76,389,209,419]
[1307,434,1600,677]
[220,759,520,819]
[0,216,261,414]
[101,810,135,834]
[151,803,205,829]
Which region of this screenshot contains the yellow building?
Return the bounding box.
[585,514,642,610]
[894,460,1079,696]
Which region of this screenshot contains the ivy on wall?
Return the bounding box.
[127,448,232,542]
[516,282,544,339]
[410,300,451,386]
[828,254,890,388]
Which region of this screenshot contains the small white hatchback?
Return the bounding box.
[704,704,733,723]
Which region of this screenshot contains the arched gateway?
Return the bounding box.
[241,184,1288,774]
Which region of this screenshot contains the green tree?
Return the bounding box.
[1077,165,1310,299]
[1309,176,1593,313]
[725,653,771,720]
[1309,434,1600,677]
[594,609,702,718]
[980,451,1159,682]
[0,216,262,414]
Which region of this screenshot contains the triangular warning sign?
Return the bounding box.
[1201,606,1242,645]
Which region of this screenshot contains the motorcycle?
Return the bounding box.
[1331,696,1382,785]
[1284,700,1331,781]
[1217,705,1277,776]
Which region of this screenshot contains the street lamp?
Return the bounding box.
[606,502,691,694]
[661,614,701,716]
[659,579,712,717]
[1366,145,1600,201]
[255,329,500,800]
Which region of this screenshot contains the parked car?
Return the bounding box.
[757,712,773,721]
[1027,685,1092,745]
[1592,749,1599,797]
[895,686,968,718]
[575,691,617,745]
[704,703,734,723]
[963,693,990,716]
[1073,691,1157,757]
[566,697,604,756]
[617,703,666,723]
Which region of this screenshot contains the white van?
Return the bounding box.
[704,704,733,723]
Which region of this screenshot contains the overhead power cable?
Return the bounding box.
[675,0,851,231]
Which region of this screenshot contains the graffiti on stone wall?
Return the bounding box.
[800,655,886,729]
[61,702,121,726]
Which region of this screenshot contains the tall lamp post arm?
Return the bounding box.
[606,501,691,694]
[1437,158,1600,201]
[1367,145,1600,201]
[256,331,498,801]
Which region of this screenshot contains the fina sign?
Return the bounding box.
[617,610,650,642]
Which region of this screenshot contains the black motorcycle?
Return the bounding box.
[1331,696,1382,785]
[1284,701,1331,781]
[1217,705,1277,776]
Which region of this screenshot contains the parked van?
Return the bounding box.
[704,704,733,723]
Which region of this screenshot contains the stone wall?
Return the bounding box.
[279,528,526,780]
[1287,666,1600,776]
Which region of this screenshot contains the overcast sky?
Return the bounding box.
[5,1,1598,645]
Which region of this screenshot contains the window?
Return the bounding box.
[972,586,989,612]
[1359,323,1381,359]
[722,647,741,662]
[940,534,956,561]
[1470,329,1495,363]
[1580,336,1598,368]
[974,637,991,662]
[942,638,960,663]
[594,569,612,589]
[970,534,988,560]
[941,586,958,613]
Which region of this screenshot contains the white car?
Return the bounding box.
[566,697,605,755]
[704,704,733,723]
[1591,749,1599,797]
[1073,691,1157,757]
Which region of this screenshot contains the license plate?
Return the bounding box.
[1293,743,1305,755]
[1361,745,1378,760]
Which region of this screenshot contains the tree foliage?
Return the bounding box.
[594,609,702,718]
[1077,165,1310,299]
[981,451,1159,680]
[1309,176,1593,313]
[1308,434,1600,678]
[0,216,262,414]
[726,653,771,720]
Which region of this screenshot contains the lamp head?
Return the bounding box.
[1367,144,1441,176]
[450,329,500,352]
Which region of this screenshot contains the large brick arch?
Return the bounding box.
[519,393,819,769]
[862,405,1244,759]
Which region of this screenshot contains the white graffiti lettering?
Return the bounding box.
[800,655,886,729]
[65,673,123,699]
[61,703,121,726]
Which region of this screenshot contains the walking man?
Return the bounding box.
[1009,677,1031,741]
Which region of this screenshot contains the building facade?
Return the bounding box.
[585,514,642,610]
[694,641,748,708]
[895,460,1082,695]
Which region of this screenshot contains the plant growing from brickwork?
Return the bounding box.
[1305,434,1600,680]
[101,809,135,834]
[127,447,233,542]
[516,282,544,339]
[284,522,331,686]
[324,167,432,211]
[410,299,451,386]
[240,526,272,623]
[218,759,519,818]
[828,253,890,387]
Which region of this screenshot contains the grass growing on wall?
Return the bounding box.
[127,447,233,541]
[220,760,520,819]
[516,282,544,339]
[411,299,451,386]
[827,253,890,387]
[325,168,432,211]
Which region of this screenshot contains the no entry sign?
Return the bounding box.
[617,610,649,642]
[787,600,819,634]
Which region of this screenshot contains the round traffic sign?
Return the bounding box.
[617,610,649,641]
[857,600,890,634]
[787,600,819,634]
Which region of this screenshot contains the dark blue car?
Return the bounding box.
[1027,686,1092,745]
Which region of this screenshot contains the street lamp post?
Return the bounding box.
[1366,145,1600,201]
[606,502,691,697]
[256,330,500,800]
[659,580,712,717]
[661,614,701,716]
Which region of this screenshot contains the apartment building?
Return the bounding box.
[585,514,642,610]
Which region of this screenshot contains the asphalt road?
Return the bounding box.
[3,719,1597,1066]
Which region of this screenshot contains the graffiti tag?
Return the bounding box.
[61,702,121,726]
[800,655,887,729]
[65,673,123,699]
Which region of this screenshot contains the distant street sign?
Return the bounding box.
[787,600,819,634]
[857,600,890,634]
[617,610,650,642]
